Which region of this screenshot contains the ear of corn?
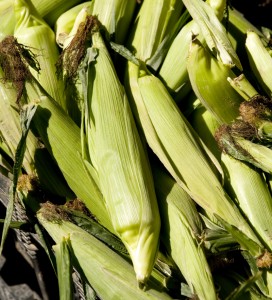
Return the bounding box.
[152,163,217,300]
[81,28,161,285]
[245,30,272,97]
[14,0,67,111]
[37,203,173,300]
[190,103,272,253]
[187,38,244,124]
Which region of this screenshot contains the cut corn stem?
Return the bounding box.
[246,30,272,97]
[227,74,259,101]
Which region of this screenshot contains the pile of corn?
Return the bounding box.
[1,0,272,299]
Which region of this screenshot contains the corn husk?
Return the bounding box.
[158,19,199,102]
[0,67,37,175]
[158,0,226,102]
[55,2,93,48]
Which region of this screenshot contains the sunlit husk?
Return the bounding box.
[84,31,161,284]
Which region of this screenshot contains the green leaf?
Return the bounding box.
[225,271,263,300]
[110,41,139,66]
[0,104,37,255]
[215,214,263,257]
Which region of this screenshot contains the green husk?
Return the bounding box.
[158,19,199,102]
[158,0,227,102]
[0,67,37,175]
[221,152,272,251]
[0,34,113,231]
[55,2,93,48]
